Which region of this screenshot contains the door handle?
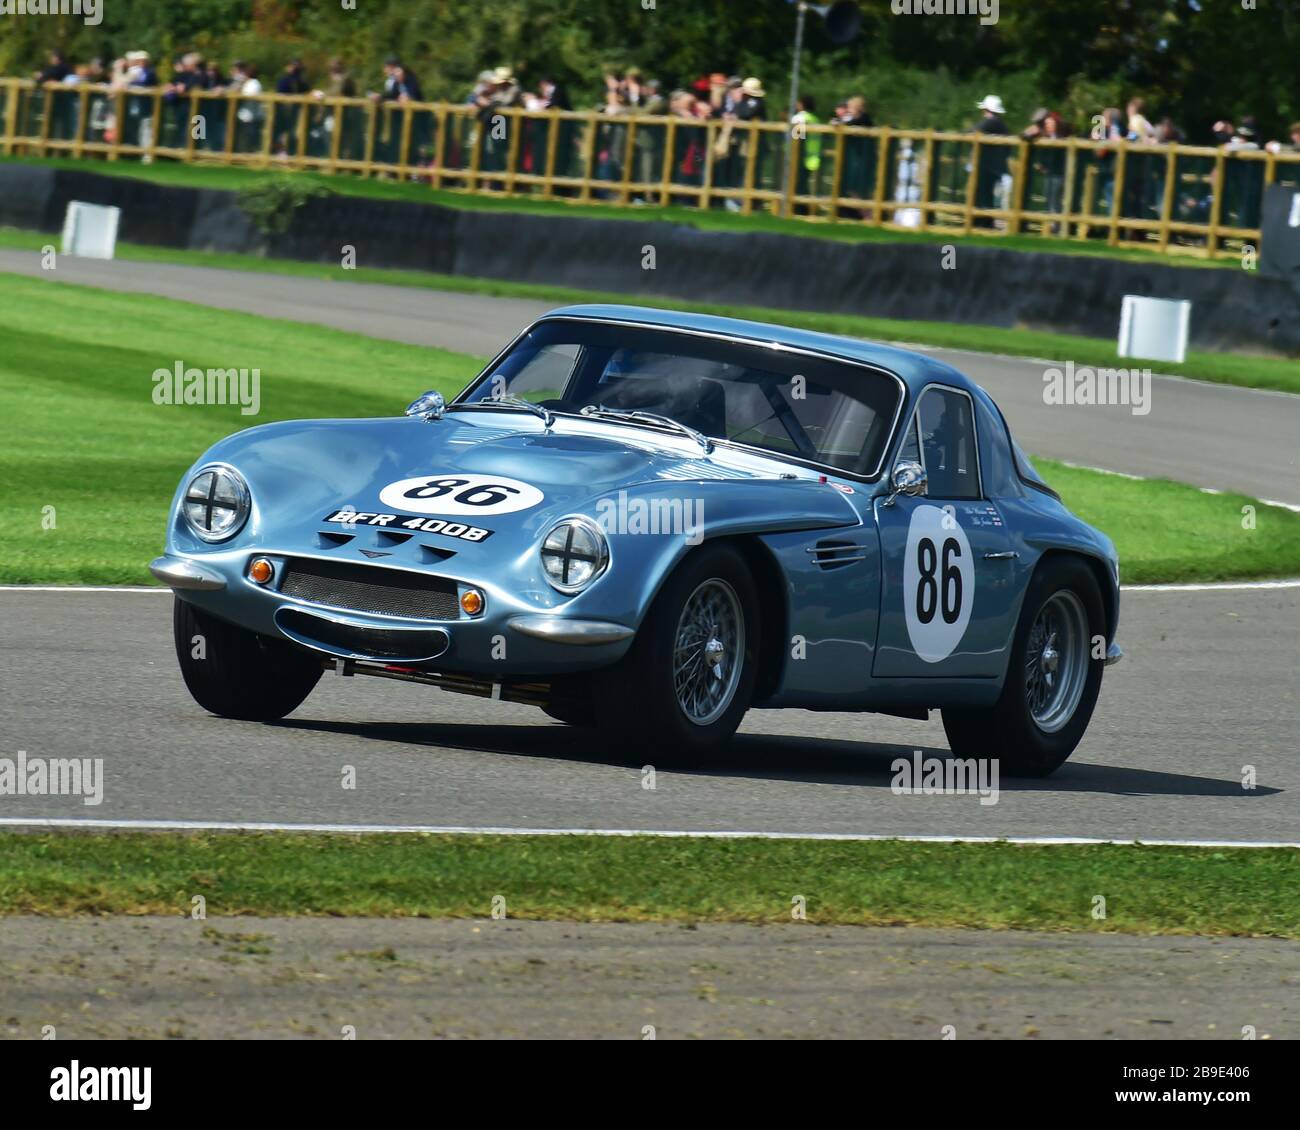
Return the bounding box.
[983,551,1019,560]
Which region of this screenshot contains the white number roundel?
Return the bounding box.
[902,504,974,663]
[379,474,544,516]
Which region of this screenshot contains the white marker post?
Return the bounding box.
[61,201,121,260]
[1118,294,1191,364]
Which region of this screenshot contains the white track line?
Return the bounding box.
[0,585,162,592]
[1057,459,1300,513]
[0,816,1294,848]
[1121,579,1300,592]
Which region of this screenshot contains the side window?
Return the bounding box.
[892,387,981,499]
[916,387,980,499]
[895,412,921,466]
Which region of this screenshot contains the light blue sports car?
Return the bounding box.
[152,305,1122,776]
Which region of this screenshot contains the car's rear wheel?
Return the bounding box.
[593,543,759,761]
[173,597,322,721]
[942,557,1106,777]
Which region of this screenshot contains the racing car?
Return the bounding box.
[152,305,1122,776]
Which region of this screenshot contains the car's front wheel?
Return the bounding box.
[942,556,1106,777]
[173,597,322,720]
[593,543,759,761]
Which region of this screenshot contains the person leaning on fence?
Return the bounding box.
[162,53,203,151]
[710,76,743,193]
[272,58,309,157]
[1265,122,1300,155]
[791,94,822,211]
[595,85,630,192]
[195,61,227,152]
[34,49,72,85]
[835,95,875,212]
[472,66,520,175]
[1023,109,1070,225]
[1125,98,1157,144]
[34,50,75,141]
[1221,119,1266,229]
[626,73,666,196]
[307,60,357,161]
[117,51,158,152]
[531,78,575,186]
[971,94,1008,227]
[371,56,423,166]
[668,89,707,190]
[229,61,263,154]
[725,76,767,205]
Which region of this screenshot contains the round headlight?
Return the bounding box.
[182,464,250,542]
[540,518,609,594]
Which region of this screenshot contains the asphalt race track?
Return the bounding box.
[1,584,1295,843]
[2,248,1298,506]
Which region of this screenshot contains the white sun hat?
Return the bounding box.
[976,95,1006,115]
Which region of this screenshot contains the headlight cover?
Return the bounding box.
[181,463,250,542]
[540,517,609,594]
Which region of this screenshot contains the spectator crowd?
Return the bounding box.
[26,47,1300,226]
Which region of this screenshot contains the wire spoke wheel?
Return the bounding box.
[1024,589,1089,733]
[672,578,744,726]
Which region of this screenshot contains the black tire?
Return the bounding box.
[592,542,759,762]
[541,675,596,726]
[942,556,1106,777]
[173,597,322,721]
[541,702,595,726]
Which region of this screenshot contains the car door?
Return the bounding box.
[872,384,1018,679]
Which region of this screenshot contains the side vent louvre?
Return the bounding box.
[376,531,414,547]
[317,531,355,549]
[420,544,457,564]
[808,540,867,570]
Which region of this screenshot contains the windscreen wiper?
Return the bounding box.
[580,405,714,454]
[449,395,554,429]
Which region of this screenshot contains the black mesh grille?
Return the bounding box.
[277,609,449,660]
[278,557,459,620]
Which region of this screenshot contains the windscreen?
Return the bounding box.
[461,319,903,476]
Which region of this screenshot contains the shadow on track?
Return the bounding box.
[273,718,1276,799]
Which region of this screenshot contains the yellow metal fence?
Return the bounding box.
[4,78,1299,260]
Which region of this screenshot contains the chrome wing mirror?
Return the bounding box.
[405,390,446,422]
[882,460,927,507]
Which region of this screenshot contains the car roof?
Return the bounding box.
[538,304,979,393]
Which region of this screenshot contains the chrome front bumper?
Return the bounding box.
[149,555,226,591]
[509,615,634,646]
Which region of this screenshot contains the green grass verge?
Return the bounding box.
[0,833,1294,938]
[1029,459,1300,584]
[3,223,1292,394]
[0,271,474,584]
[0,152,1232,270]
[1,270,1296,585]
